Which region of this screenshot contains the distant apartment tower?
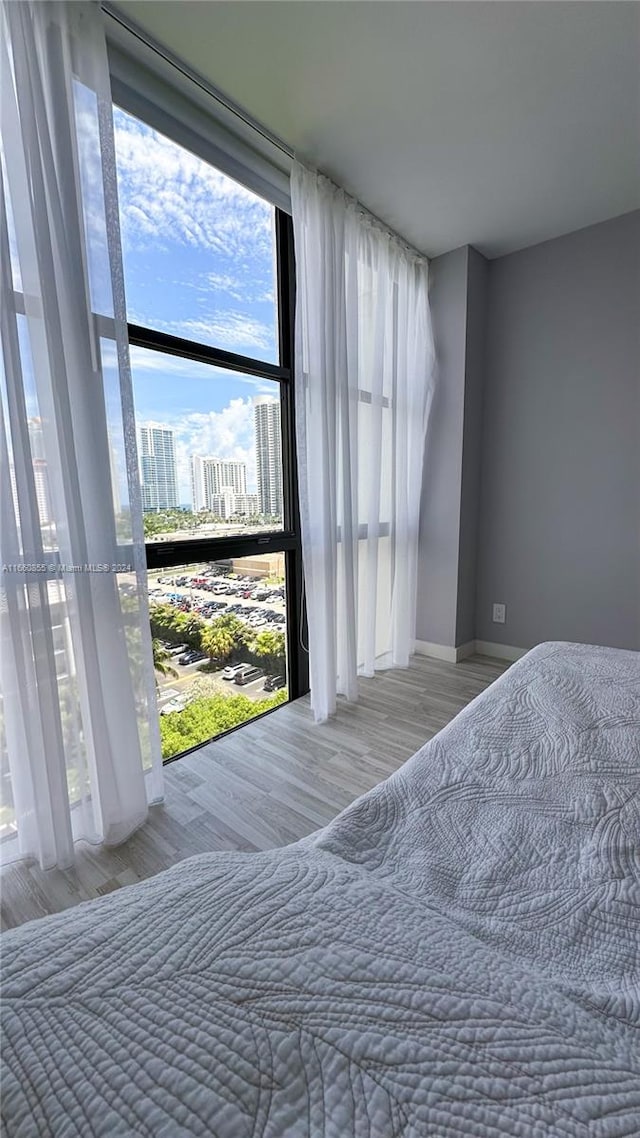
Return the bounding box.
[8,418,52,529]
[234,493,259,517]
[253,396,282,518]
[190,457,247,512]
[209,488,236,520]
[28,418,52,527]
[139,425,179,511]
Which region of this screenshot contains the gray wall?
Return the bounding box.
[456,247,488,645]
[476,210,640,651]
[417,246,468,646]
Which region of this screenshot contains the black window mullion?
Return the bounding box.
[145,532,298,572]
[276,212,309,697]
[127,322,289,384]
[275,209,294,372]
[276,211,298,536]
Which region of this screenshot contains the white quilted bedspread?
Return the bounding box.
[2,642,639,1137]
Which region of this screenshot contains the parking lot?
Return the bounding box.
[150,568,287,711]
[149,572,286,628]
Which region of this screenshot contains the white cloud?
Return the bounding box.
[162,314,274,354]
[126,346,275,392]
[113,108,273,264]
[206,272,243,301]
[124,308,275,356]
[112,108,278,360]
[171,400,257,501]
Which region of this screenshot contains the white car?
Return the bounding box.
[222,662,247,681]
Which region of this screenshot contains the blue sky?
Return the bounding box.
[113,106,279,499]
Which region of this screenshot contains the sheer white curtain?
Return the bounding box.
[0,0,162,870]
[292,163,435,722]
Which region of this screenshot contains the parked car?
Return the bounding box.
[166,643,188,657]
[234,665,264,686]
[178,649,207,666]
[263,674,286,692]
[222,662,249,681]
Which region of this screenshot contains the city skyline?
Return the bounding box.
[140,393,283,518]
[130,355,279,506]
[114,104,284,514]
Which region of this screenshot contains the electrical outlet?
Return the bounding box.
[492,602,506,624]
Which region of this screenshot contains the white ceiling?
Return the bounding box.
[115,1,640,259]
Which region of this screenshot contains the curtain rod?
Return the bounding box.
[100,2,429,262]
[100,1,295,161]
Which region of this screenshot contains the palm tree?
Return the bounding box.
[215,611,250,649]
[252,629,286,676]
[201,623,235,666]
[152,638,177,682]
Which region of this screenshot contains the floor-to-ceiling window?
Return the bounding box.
[110,103,307,762]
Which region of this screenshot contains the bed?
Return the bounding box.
[2,641,639,1136]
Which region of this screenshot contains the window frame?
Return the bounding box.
[127,207,309,760]
[107,74,308,756]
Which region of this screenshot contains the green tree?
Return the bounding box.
[143,509,195,539]
[149,604,204,650]
[200,623,234,664]
[215,612,251,651]
[159,689,287,760]
[252,629,286,676]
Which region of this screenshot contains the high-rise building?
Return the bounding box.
[190,456,207,513]
[28,418,52,527]
[190,456,247,512]
[233,493,259,517]
[211,460,247,497]
[139,425,179,511]
[209,488,236,520]
[253,396,282,519]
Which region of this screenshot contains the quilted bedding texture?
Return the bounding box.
[1,641,639,1137]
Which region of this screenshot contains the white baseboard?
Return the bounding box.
[473,640,528,662]
[415,639,475,663]
[415,640,458,663]
[416,639,527,664]
[455,640,476,661]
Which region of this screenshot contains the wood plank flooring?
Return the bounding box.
[0,653,508,929]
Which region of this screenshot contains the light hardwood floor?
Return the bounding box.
[0,653,508,930]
